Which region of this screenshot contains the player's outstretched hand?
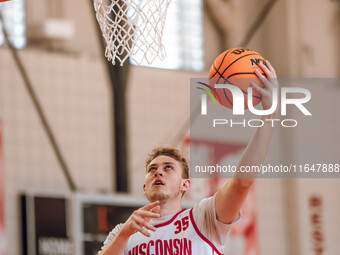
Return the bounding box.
[251,60,279,113]
[120,201,161,238]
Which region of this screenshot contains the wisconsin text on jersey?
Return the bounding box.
[126,209,223,255]
[128,238,192,255]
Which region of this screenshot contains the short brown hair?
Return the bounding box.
[145,146,189,179]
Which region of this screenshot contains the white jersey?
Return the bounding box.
[100,194,241,255]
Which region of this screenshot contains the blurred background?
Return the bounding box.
[0,0,339,255]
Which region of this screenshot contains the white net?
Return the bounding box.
[94,0,172,66]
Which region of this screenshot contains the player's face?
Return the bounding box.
[143,155,188,202]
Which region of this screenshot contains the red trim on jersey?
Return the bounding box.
[154,209,187,228]
[189,209,223,255]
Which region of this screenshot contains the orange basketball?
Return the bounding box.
[209,47,266,110]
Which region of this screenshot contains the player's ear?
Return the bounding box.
[143,183,146,194]
[181,179,191,192]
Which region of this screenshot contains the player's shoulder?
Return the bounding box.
[198,195,215,205]
[191,195,216,222]
[194,195,215,211]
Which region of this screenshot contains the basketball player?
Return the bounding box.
[99,61,278,255]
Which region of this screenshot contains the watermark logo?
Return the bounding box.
[190,78,339,179]
[196,81,312,128]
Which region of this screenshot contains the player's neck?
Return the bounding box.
[158,198,182,217]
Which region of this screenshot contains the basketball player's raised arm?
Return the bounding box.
[99,201,160,255]
[215,61,278,224]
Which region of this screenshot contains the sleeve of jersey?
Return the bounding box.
[192,193,241,249]
[98,223,125,254]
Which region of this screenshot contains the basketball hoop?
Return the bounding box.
[94,0,172,66]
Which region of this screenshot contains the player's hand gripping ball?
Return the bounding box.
[209,47,267,110]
